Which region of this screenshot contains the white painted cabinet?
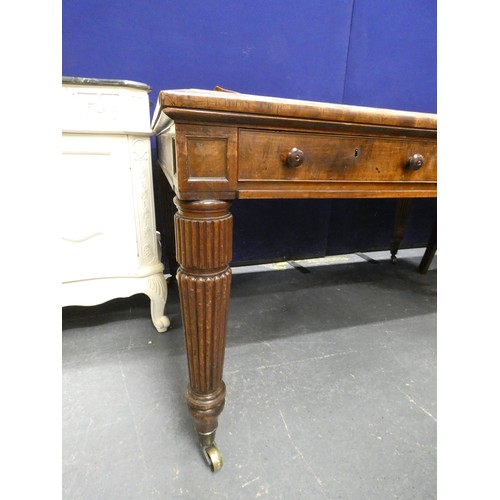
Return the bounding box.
[62,77,169,332]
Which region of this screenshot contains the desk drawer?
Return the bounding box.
[238,129,436,183]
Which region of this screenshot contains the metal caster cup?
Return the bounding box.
[198,430,223,472]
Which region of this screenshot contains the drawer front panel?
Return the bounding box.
[238,129,436,183]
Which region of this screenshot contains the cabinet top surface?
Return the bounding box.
[63,76,151,92]
[155,89,437,130]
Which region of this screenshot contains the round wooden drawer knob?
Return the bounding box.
[286,148,305,167]
[406,153,425,171]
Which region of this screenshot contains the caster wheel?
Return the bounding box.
[391,255,398,264]
[202,444,223,472]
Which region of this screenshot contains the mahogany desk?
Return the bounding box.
[151,89,437,471]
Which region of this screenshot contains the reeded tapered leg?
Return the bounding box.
[390,198,413,263]
[174,198,232,471]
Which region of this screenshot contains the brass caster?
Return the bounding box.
[391,254,398,264]
[201,444,223,472]
[198,430,223,472]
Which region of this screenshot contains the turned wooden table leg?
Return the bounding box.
[390,198,413,264]
[174,198,232,472]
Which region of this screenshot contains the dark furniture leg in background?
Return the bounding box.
[391,199,436,273]
[391,199,413,264]
[418,221,437,274]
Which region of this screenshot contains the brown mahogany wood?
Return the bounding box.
[152,89,437,467]
[238,129,436,182]
[156,89,436,130]
[174,198,233,437]
[153,90,436,201]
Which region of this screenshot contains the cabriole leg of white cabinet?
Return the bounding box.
[146,273,170,333]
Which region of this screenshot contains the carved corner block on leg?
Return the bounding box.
[174,198,233,471]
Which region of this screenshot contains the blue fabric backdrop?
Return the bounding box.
[63,0,436,265]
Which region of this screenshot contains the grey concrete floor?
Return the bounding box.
[62,248,436,499]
